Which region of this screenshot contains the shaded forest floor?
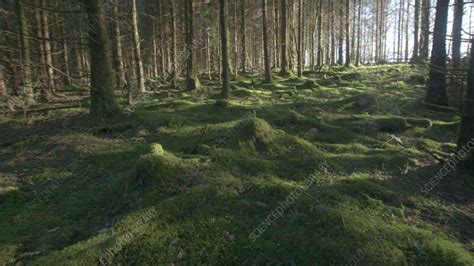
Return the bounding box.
[1,65,473,264]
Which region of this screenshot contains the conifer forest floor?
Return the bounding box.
[1,65,473,264]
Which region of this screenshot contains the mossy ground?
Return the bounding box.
[0,65,473,264]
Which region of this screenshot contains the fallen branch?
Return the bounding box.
[6,100,89,116]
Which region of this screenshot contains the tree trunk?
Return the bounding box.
[170,0,177,88]
[112,0,126,90]
[404,0,409,62]
[457,37,474,169]
[279,0,288,75]
[185,0,201,91]
[131,0,146,94]
[40,0,56,94]
[0,65,6,99]
[425,0,449,107]
[345,0,351,66]
[158,0,166,77]
[411,0,420,62]
[262,0,273,82]
[451,0,464,68]
[240,0,247,73]
[338,2,344,65]
[419,0,430,61]
[355,0,362,66]
[274,0,280,69]
[317,0,323,67]
[16,0,34,105]
[297,0,302,76]
[219,0,230,98]
[85,0,118,117]
[234,0,238,78]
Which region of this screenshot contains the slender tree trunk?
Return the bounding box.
[85,0,118,117]
[185,0,201,91]
[131,0,146,93]
[170,0,177,88]
[451,0,464,68]
[219,0,230,98]
[420,0,431,61]
[297,0,303,76]
[279,0,289,75]
[355,0,362,66]
[425,0,450,107]
[345,0,351,66]
[207,28,212,80]
[152,21,159,77]
[274,0,280,68]
[234,0,238,78]
[16,0,34,105]
[262,0,273,82]
[158,0,166,77]
[411,0,421,62]
[404,0,409,62]
[317,0,323,67]
[0,65,6,99]
[112,0,126,90]
[40,0,56,95]
[240,0,247,73]
[338,2,344,65]
[330,1,336,65]
[398,0,404,62]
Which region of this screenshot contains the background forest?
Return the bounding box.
[0,0,474,264]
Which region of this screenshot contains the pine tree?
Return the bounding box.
[219,0,230,98]
[425,0,449,107]
[85,0,119,117]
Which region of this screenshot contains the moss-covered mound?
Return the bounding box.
[233,118,278,151]
[135,144,201,191]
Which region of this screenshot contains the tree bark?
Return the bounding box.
[411,0,421,62]
[451,0,464,68]
[345,0,351,66]
[40,0,56,94]
[16,0,34,105]
[425,0,449,107]
[317,0,323,67]
[419,0,430,61]
[279,0,288,75]
[338,2,344,65]
[219,0,230,98]
[131,0,146,94]
[297,0,302,76]
[170,0,177,88]
[185,0,200,91]
[262,0,273,82]
[240,0,247,73]
[85,0,119,117]
[112,0,126,90]
[457,37,474,168]
[355,0,362,66]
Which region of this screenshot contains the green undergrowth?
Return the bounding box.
[0,65,472,264]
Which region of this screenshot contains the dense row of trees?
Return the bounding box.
[2,0,460,104]
[0,0,473,154]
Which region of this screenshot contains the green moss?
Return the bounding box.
[233,118,277,151]
[232,89,253,98]
[214,99,230,108]
[295,79,319,90]
[135,149,200,191]
[3,64,473,265]
[376,117,408,132]
[406,118,432,128]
